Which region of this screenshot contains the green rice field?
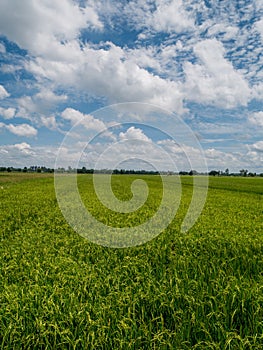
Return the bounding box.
[0,172,262,349]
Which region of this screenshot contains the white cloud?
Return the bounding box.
[203,148,248,170]
[196,121,245,135]
[157,138,263,172]
[2,1,255,116]
[13,142,33,154]
[0,142,60,167]
[61,108,84,124]
[0,107,16,119]
[252,83,263,100]
[248,112,263,127]
[207,23,239,41]
[137,33,147,40]
[184,39,251,108]
[126,46,161,72]
[61,108,106,131]
[27,42,185,114]
[255,19,263,41]
[0,0,103,56]
[147,0,194,33]
[0,85,9,99]
[157,138,205,170]
[251,141,263,152]
[0,142,35,166]
[126,43,183,80]
[17,96,37,118]
[124,0,194,34]
[1,123,38,137]
[0,42,5,53]
[0,3,186,114]
[17,90,67,120]
[0,64,22,74]
[35,89,67,103]
[0,135,261,172]
[245,141,263,168]
[40,115,58,130]
[119,126,151,142]
[81,140,176,171]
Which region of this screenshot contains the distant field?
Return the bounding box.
[0,173,262,349]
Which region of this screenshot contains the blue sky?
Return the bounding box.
[0,0,262,172]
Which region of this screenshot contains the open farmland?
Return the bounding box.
[0,173,262,349]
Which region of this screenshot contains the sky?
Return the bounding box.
[0,0,262,172]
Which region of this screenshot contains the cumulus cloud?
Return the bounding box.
[0,142,36,166]
[40,115,58,130]
[0,85,9,99]
[145,0,194,33]
[0,123,38,137]
[183,39,251,108]
[17,96,37,118]
[20,89,67,109]
[119,126,151,142]
[17,90,67,121]
[35,89,67,103]
[27,43,185,113]
[0,1,255,115]
[157,138,205,170]
[61,108,106,131]
[0,142,32,155]
[0,0,103,56]
[248,111,263,127]
[0,107,16,119]
[13,142,33,154]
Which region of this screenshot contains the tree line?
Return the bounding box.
[0,166,262,177]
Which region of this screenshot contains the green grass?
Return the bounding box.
[0,173,262,349]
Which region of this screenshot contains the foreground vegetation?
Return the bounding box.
[0,173,262,349]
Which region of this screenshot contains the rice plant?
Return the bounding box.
[0,173,262,349]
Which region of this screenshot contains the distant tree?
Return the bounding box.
[189,170,198,176]
[240,169,248,177]
[225,168,229,176]
[209,170,219,176]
